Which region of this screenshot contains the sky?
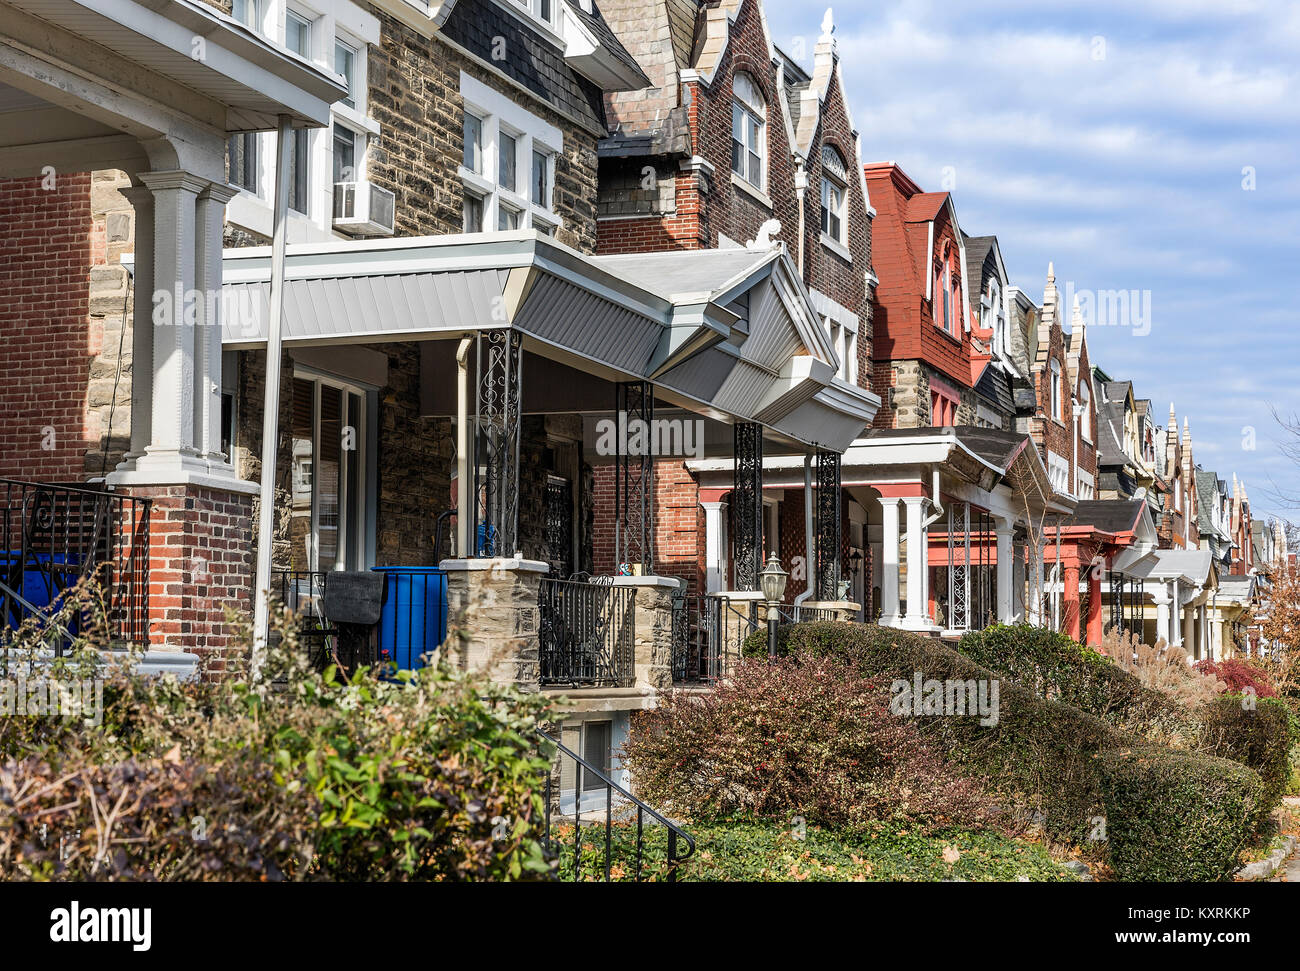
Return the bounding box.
[764,0,1300,523]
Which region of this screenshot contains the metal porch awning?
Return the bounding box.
[214,232,879,451]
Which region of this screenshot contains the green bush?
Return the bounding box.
[1199,695,1297,832]
[956,624,1196,744]
[1098,747,1262,881]
[0,597,555,881]
[623,655,994,835]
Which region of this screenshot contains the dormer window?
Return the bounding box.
[934,242,960,337]
[511,0,559,30]
[731,72,766,190]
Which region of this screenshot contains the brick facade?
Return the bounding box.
[0,173,97,480]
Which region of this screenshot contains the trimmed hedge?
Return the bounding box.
[743,622,1271,878]
[956,624,1195,744]
[1098,747,1262,881]
[744,622,1126,840]
[1199,695,1297,832]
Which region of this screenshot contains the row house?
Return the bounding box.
[591,1,880,626]
[0,0,873,800]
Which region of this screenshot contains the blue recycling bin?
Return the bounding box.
[371,567,448,670]
[1,551,79,630]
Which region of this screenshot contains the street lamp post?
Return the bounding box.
[759,552,789,658]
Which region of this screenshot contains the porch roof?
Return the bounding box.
[214,232,878,451]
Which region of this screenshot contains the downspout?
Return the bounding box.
[455,336,473,557]
[794,161,808,278]
[251,114,294,675]
[922,466,943,528]
[795,453,815,606]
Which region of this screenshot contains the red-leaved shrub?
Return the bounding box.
[1194,659,1278,698]
[622,657,995,834]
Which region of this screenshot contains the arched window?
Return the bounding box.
[1078,378,1092,442]
[820,145,848,245]
[731,72,766,189]
[1049,359,1062,420]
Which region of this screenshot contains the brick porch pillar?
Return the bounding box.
[133,482,256,676]
[1063,563,1081,641]
[1085,568,1103,647]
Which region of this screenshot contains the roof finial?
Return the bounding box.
[821,8,835,41]
[1071,293,1084,332]
[1047,261,1055,283]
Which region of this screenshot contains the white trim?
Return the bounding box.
[731,172,773,210]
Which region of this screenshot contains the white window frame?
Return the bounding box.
[508,0,561,32]
[820,145,849,249]
[459,71,562,235]
[224,0,380,245]
[1078,378,1092,443]
[1077,468,1096,500]
[731,72,766,191]
[1049,358,1062,421]
[291,367,372,574]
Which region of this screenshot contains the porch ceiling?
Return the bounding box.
[212,232,878,451]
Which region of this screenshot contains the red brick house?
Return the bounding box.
[593,1,880,606]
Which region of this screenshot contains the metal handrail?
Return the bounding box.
[538,730,694,882]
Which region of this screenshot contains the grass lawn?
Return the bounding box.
[555,817,1079,882]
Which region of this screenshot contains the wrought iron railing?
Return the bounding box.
[538,577,634,687]
[0,478,151,653]
[540,730,694,882]
[670,594,761,683]
[271,568,448,675]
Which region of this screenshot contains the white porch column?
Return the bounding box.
[118,185,154,463]
[194,180,237,471]
[994,515,1015,623]
[877,497,901,626]
[901,496,931,630]
[1152,583,1172,645]
[1169,579,1181,645]
[133,170,205,477]
[1199,604,1209,660]
[702,500,728,594]
[1026,545,1045,626]
[1183,602,1196,656]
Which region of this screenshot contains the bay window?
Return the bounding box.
[459,71,561,235]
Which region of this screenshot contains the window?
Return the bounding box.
[458,72,561,235]
[820,145,848,245]
[463,112,484,175]
[287,127,310,214]
[333,124,357,184]
[497,205,521,231]
[512,0,558,29]
[1078,379,1092,442]
[730,72,766,189]
[227,134,258,193]
[498,130,518,192]
[930,388,958,427]
[581,721,612,792]
[934,243,959,337]
[232,0,259,29]
[532,149,549,207]
[285,9,311,58]
[289,374,370,573]
[463,193,484,233]
[1049,359,1062,420]
[334,40,358,110]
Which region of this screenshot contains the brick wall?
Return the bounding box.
[0,173,95,480]
[136,484,254,673]
[592,458,704,592]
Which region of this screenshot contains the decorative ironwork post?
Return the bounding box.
[474,329,523,557]
[815,449,842,601]
[614,382,654,573]
[732,423,763,591]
